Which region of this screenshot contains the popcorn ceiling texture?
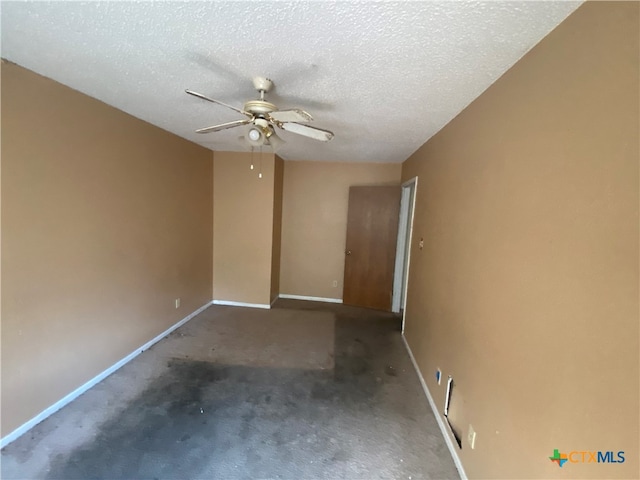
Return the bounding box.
[1,1,581,163]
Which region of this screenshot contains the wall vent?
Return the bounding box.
[444,376,463,449]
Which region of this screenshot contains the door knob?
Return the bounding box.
[345,250,352,255]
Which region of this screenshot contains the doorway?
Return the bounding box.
[343,186,402,311]
[391,177,418,324]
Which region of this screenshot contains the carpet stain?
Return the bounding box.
[45,318,394,480]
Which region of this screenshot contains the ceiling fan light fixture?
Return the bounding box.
[265,130,286,151]
[248,128,261,142]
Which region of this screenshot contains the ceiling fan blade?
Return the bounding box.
[280,122,334,142]
[269,109,313,123]
[196,119,252,134]
[185,89,251,117]
[266,131,286,151]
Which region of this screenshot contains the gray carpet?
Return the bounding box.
[1,299,459,479]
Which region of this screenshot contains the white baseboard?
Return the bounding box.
[0,300,213,449]
[212,299,271,309]
[402,334,468,480]
[278,294,343,304]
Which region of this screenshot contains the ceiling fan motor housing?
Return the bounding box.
[243,100,277,116]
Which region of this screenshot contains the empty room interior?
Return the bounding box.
[1,1,638,479]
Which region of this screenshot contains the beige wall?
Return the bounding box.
[213,151,276,306]
[1,62,213,436]
[270,156,284,303]
[401,2,639,479]
[280,161,401,299]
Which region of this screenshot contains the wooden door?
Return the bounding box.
[343,186,401,311]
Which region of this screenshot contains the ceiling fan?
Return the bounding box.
[186,76,334,150]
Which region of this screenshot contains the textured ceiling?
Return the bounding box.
[1,1,581,163]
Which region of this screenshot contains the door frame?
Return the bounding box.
[391,177,418,327]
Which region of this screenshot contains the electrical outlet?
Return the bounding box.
[467,424,476,449]
[175,298,181,309]
[332,280,338,287]
[436,368,442,385]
